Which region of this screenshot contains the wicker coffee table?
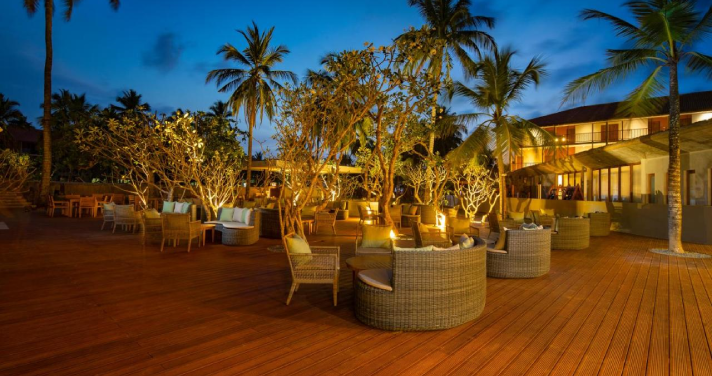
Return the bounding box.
[345,255,392,285]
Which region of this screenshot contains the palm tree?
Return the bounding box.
[206,22,296,198]
[208,100,233,120]
[451,47,550,216]
[0,94,26,129]
[50,90,98,130]
[112,89,151,114]
[399,0,495,156]
[23,0,119,203]
[563,0,712,254]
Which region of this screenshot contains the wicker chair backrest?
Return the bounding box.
[487,212,500,233]
[114,205,135,220]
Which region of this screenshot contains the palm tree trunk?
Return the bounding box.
[40,0,54,205]
[667,62,684,253]
[245,106,255,200]
[497,156,506,218]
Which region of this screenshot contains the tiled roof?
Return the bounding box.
[529,90,712,127]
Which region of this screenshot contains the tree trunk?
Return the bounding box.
[667,62,684,253]
[497,159,506,218]
[245,106,255,200]
[40,0,54,205]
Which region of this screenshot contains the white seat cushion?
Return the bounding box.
[358,269,393,291]
[356,247,391,255]
[487,248,508,254]
[221,222,254,229]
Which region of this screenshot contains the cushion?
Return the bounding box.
[361,225,392,248]
[459,236,475,249]
[144,208,161,219]
[540,208,555,217]
[179,203,190,214]
[266,202,276,209]
[393,245,434,252]
[433,244,461,251]
[219,207,235,221]
[220,222,255,229]
[286,234,311,254]
[242,208,252,224]
[103,203,115,211]
[520,223,541,231]
[339,201,348,210]
[302,206,316,217]
[531,210,540,224]
[509,211,525,222]
[173,202,185,214]
[493,229,507,250]
[449,217,470,234]
[232,207,244,222]
[243,201,256,208]
[408,205,418,215]
[358,269,393,291]
[162,201,175,213]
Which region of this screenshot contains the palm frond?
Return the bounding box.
[581,9,643,40]
[562,59,648,105]
[616,65,665,116]
[22,0,40,14]
[685,51,712,78]
[447,125,490,163]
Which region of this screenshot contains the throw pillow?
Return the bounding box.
[266,203,276,209]
[219,207,235,221]
[433,244,461,251]
[339,201,348,210]
[459,236,475,249]
[408,205,418,215]
[509,211,525,222]
[493,229,507,250]
[162,201,175,213]
[242,208,252,224]
[173,202,185,214]
[103,203,115,212]
[232,207,243,222]
[531,210,540,225]
[144,208,161,219]
[302,206,316,217]
[361,225,392,248]
[286,235,311,254]
[541,208,555,217]
[180,203,190,214]
[520,223,540,230]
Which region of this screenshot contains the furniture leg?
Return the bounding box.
[286,282,297,305]
[160,238,165,252]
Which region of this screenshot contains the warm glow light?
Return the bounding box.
[436,212,446,231]
[390,229,396,239]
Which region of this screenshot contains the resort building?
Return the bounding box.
[509,90,712,243]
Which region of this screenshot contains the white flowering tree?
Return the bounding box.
[451,159,499,220]
[0,149,34,193]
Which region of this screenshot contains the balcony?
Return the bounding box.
[524,128,654,147]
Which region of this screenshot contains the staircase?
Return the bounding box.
[0,191,31,209]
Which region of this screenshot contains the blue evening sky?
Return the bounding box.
[2,0,711,148]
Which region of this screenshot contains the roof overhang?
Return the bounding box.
[510,119,712,177]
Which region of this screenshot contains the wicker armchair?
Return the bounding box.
[114,205,140,233]
[588,212,611,236]
[446,216,478,243]
[101,203,115,230]
[551,217,590,250]
[401,204,421,228]
[356,224,393,256]
[284,234,340,306]
[530,210,555,227]
[357,204,378,230]
[354,238,487,331]
[411,222,451,248]
[160,213,202,252]
[487,212,519,241]
[141,210,163,245]
[487,229,551,278]
[388,204,402,228]
[314,210,337,235]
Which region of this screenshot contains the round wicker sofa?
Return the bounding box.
[214,209,261,246]
[354,238,487,331]
[487,229,551,278]
[551,217,590,250]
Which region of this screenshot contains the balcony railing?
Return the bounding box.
[524,128,653,147]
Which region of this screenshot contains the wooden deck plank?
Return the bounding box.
[1,211,711,375]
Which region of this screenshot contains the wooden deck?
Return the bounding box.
[1,210,712,375]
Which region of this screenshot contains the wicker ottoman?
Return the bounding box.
[588,212,611,236]
[551,217,590,250]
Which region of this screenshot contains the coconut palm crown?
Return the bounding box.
[563,0,712,254]
[206,21,297,197]
[451,47,551,215]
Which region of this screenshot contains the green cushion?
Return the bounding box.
[509,211,525,222]
[181,203,191,214]
[361,225,392,248]
[219,207,235,221]
[103,203,115,211]
[162,201,175,213]
[286,234,311,254]
[493,229,507,250]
